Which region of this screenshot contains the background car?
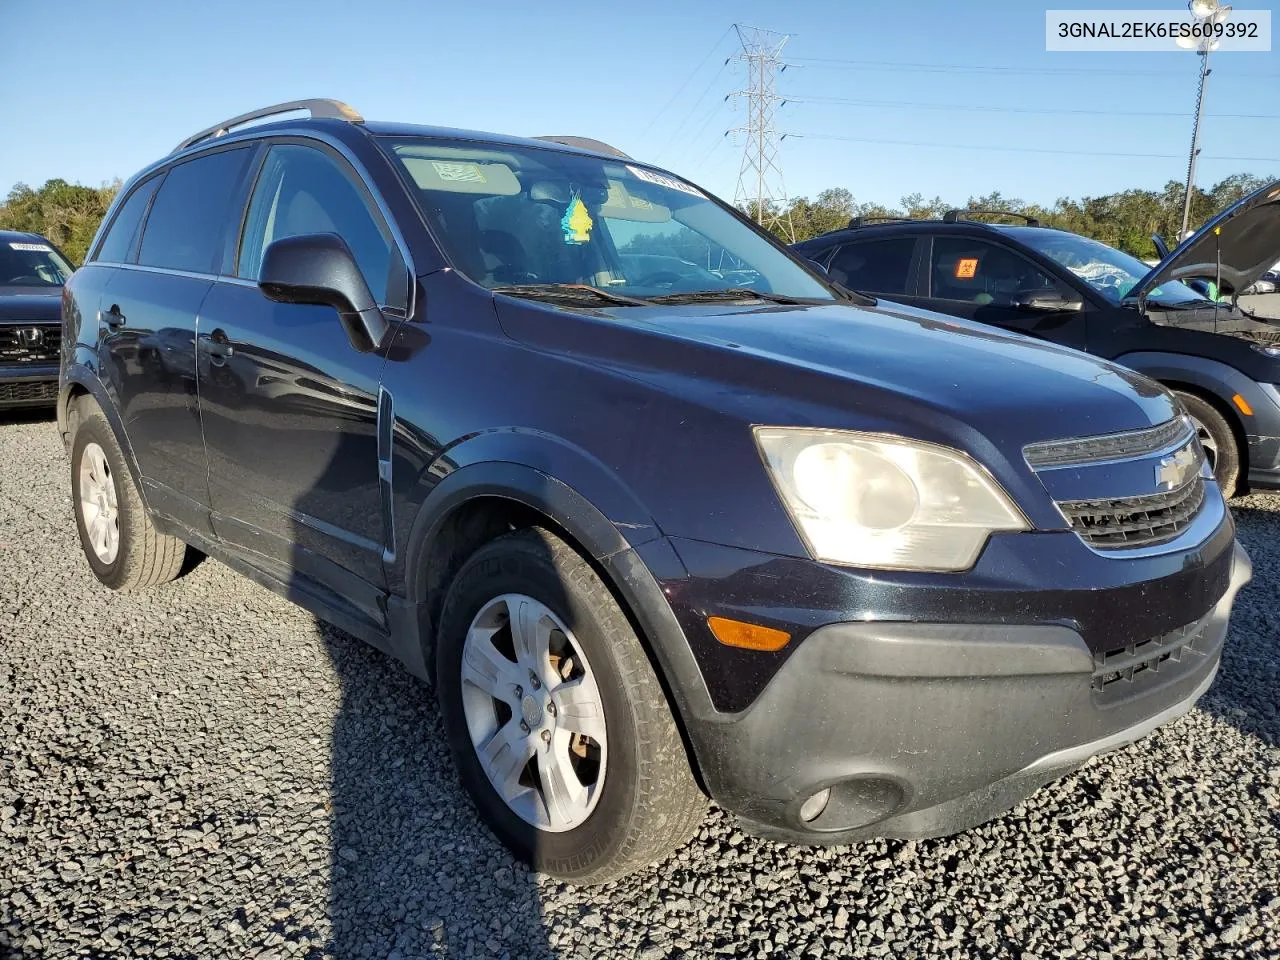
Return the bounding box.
[0,230,73,410]
[793,183,1280,497]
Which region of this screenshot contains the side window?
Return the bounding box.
[95,176,161,263]
[930,236,1062,306]
[828,238,916,296]
[137,148,252,273]
[238,144,394,304]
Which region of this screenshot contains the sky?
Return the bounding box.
[2,0,1278,212]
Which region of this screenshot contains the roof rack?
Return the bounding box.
[848,215,912,228]
[172,99,363,155]
[533,136,632,159]
[943,209,1041,227]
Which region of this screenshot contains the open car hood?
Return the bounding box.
[1131,178,1280,306]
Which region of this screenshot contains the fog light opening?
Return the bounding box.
[799,788,831,823]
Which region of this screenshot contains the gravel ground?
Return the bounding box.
[1,409,1278,960]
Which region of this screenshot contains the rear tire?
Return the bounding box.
[1173,390,1240,497]
[69,400,188,590]
[435,527,706,884]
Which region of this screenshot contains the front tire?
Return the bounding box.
[69,400,188,590]
[1173,390,1240,497]
[435,527,706,884]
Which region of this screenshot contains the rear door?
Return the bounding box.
[98,146,254,535]
[825,235,928,308]
[196,140,408,619]
[922,234,1089,349]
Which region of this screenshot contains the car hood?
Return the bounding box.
[1132,179,1280,304]
[498,296,1178,451]
[0,290,62,323]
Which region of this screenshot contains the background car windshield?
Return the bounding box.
[1009,229,1203,306]
[380,137,833,300]
[0,240,73,287]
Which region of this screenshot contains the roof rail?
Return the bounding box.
[533,136,632,159]
[943,209,1041,227]
[172,99,363,155]
[848,215,912,228]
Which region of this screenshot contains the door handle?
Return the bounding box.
[100,304,126,328]
[200,331,235,365]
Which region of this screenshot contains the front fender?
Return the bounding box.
[388,427,664,595]
[1113,351,1280,437]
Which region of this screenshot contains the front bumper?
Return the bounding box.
[689,540,1251,842]
[1246,434,1280,489]
[0,364,59,408]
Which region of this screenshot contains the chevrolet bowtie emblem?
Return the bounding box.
[1156,444,1198,491]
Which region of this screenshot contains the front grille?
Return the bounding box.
[0,324,61,366]
[1023,417,1193,468]
[1092,616,1208,692]
[1057,477,1206,550]
[0,380,58,404]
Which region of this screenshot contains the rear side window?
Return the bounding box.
[137,148,251,273]
[828,238,916,296]
[95,176,161,263]
[929,236,1061,305]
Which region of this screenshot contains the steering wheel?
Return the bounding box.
[4,275,44,285]
[636,271,684,288]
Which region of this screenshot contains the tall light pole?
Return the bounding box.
[1178,0,1232,239]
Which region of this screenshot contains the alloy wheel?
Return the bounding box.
[1190,415,1219,471]
[460,593,607,832]
[79,442,120,565]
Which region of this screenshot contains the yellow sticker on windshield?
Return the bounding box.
[562,193,593,245]
[955,257,979,279]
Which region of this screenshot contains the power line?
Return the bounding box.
[787,56,1280,79]
[653,59,731,161]
[782,131,1279,164]
[637,26,735,141]
[783,95,1280,121]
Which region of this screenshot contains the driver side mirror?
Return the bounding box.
[1014,291,1084,313]
[258,233,390,353]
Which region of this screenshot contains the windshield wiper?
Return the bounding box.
[491,283,651,307]
[645,288,828,306]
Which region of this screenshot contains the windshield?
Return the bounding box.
[380,137,834,304]
[1008,228,1206,307]
[0,239,73,288]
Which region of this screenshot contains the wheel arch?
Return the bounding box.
[395,462,715,790]
[1113,351,1256,481]
[58,368,150,509]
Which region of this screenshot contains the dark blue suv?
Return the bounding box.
[60,100,1251,883]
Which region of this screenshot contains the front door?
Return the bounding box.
[923,235,1089,349]
[197,141,407,618]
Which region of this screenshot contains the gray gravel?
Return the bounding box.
[1,409,1278,960]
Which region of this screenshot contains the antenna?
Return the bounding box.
[727,24,795,242]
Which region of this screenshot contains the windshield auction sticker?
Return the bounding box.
[1046,9,1271,51]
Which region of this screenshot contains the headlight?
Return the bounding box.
[1251,342,1280,358]
[754,427,1028,571]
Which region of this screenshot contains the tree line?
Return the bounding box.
[1,171,1273,267]
[760,172,1275,257]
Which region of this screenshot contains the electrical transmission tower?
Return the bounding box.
[728,24,795,241]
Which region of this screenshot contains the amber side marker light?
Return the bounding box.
[707,616,791,652]
[1232,394,1254,416]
